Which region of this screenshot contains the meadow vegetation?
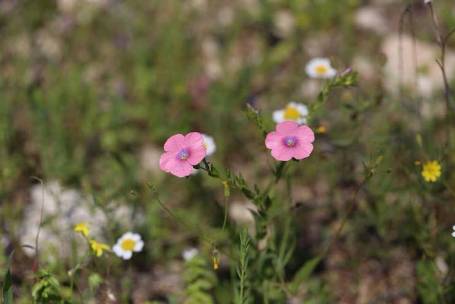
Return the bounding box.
[1,0,455,303]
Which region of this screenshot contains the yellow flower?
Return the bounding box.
[421,160,442,183]
[315,125,327,134]
[74,223,90,237]
[211,249,220,270]
[90,240,110,257]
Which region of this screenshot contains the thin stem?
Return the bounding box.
[426,2,454,152]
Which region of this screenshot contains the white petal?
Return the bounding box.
[273,110,285,123]
[202,134,216,156]
[130,233,141,242]
[452,231,455,238]
[113,245,124,257]
[288,101,298,108]
[325,67,337,79]
[296,103,309,116]
[134,240,144,252]
[182,248,199,261]
[122,251,133,260]
[123,232,134,240]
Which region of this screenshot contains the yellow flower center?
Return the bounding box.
[315,64,328,75]
[121,239,136,251]
[421,161,441,183]
[283,106,300,120]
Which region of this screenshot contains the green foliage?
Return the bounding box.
[2,256,13,304]
[1,0,455,302]
[417,260,444,304]
[183,255,217,304]
[32,271,70,304]
[289,257,321,294]
[235,230,251,304]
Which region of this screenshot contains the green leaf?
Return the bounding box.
[2,257,13,304]
[417,260,443,304]
[245,104,268,137]
[289,256,321,294]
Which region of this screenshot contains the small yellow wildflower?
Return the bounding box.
[212,249,220,270]
[74,223,90,237]
[316,125,327,134]
[421,160,442,183]
[90,240,110,257]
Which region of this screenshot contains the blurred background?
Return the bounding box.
[1,0,455,303]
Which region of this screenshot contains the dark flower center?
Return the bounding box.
[282,136,298,147]
[177,148,190,160]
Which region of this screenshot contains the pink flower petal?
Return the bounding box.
[296,125,315,143]
[184,132,203,146]
[169,161,194,177]
[293,143,313,160]
[159,152,175,172]
[164,134,185,152]
[265,132,282,149]
[276,121,299,135]
[271,146,294,161]
[187,146,206,165]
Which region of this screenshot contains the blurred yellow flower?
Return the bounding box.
[212,249,220,270]
[74,223,89,237]
[421,160,441,183]
[90,240,110,257]
[316,125,327,134]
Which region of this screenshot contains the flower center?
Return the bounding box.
[283,106,300,120]
[283,136,298,147]
[315,64,328,75]
[121,239,136,251]
[177,148,190,160]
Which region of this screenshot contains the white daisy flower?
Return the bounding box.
[202,134,216,156]
[273,102,309,124]
[113,232,144,260]
[182,247,199,261]
[305,58,337,79]
[452,225,455,238]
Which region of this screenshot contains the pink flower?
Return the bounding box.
[265,121,314,161]
[159,132,207,177]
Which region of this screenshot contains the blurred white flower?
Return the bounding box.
[202,134,216,156]
[273,10,295,38]
[305,58,337,79]
[273,102,308,124]
[424,0,432,4]
[182,247,199,261]
[355,6,388,35]
[452,225,455,238]
[113,232,144,260]
[229,201,258,236]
